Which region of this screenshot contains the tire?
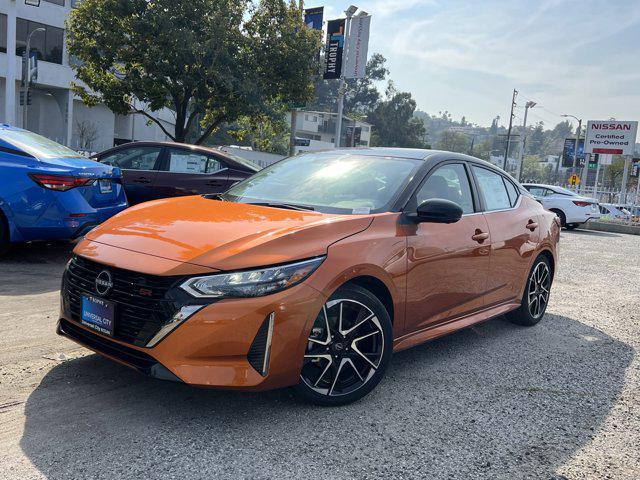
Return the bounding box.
[294,284,393,406]
[551,209,567,228]
[506,255,553,326]
[0,214,9,256]
[565,224,579,230]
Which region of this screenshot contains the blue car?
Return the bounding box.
[0,125,128,253]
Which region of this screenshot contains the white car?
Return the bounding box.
[599,203,631,221]
[522,183,601,230]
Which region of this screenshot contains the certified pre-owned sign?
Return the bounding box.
[585,120,638,155]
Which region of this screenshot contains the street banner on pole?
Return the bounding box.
[562,138,585,168]
[343,14,371,79]
[323,19,346,80]
[584,120,638,155]
[304,7,324,30]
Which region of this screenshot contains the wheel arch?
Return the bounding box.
[0,203,11,243]
[342,275,395,325]
[536,249,555,280]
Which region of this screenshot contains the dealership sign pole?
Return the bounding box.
[584,120,639,203]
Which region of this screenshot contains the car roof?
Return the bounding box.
[95,141,260,172]
[330,147,500,168]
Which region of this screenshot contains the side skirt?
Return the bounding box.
[393,300,521,352]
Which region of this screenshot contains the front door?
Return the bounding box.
[471,166,540,306]
[404,162,491,334]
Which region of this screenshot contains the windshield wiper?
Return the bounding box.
[248,202,315,212]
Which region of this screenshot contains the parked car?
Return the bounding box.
[599,203,631,221]
[58,149,559,405]
[92,141,260,205]
[0,125,127,254]
[522,183,600,229]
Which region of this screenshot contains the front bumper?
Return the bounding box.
[58,281,327,391]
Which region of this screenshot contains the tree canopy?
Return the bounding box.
[67,0,321,144]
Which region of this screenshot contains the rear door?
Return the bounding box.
[472,166,540,306]
[152,148,230,198]
[98,145,163,205]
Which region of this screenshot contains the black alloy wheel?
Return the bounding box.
[507,255,553,326]
[295,284,392,406]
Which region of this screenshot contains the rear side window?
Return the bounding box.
[504,178,519,207]
[101,146,162,170]
[166,149,226,174]
[473,167,511,211]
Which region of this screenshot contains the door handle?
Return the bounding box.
[526,220,538,231]
[133,177,151,184]
[471,230,490,243]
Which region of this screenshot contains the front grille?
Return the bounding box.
[63,255,181,347]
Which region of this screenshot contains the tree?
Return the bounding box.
[520,155,546,183]
[437,130,469,154]
[74,120,98,150]
[67,0,321,145]
[368,83,426,148]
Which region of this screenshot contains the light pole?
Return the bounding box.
[21,27,45,130]
[334,5,358,149]
[562,114,582,181]
[516,101,536,182]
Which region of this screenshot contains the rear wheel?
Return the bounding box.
[294,284,393,406]
[506,255,552,326]
[551,209,567,228]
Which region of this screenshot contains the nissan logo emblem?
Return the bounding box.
[95,270,114,296]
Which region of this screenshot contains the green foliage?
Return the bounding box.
[437,131,470,154]
[67,0,321,144]
[368,83,427,148]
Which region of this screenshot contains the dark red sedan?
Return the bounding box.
[93,142,260,205]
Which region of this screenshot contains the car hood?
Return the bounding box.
[83,196,373,271]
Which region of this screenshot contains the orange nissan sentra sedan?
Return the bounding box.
[58,148,559,405]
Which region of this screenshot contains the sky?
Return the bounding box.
[319,0,640,130]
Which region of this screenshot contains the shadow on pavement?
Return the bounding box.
[0,241,74,296]
[20,314,632,479]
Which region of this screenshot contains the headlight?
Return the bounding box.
[180,256,325,299]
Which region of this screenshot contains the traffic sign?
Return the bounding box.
[568,174,580,186]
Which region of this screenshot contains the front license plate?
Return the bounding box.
[99,179,113,194]
[81,295,115,336]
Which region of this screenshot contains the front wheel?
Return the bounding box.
[565,224,579,230]
[294,284,393,406]
[506,255,553,326]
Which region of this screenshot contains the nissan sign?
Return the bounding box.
[584,120,638,155]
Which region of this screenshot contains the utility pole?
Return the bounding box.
[503,89,518,171]
[21,27,45,130]
[335,5,357,148]
[288,0,305,156]
[562,114,582,180]
[516,100,536,182]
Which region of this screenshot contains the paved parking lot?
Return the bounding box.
[1,230,638,479]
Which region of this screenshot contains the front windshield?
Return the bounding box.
[224,152,422,214]
[0,129,83,159]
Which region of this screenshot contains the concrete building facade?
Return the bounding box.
[0,0,174,153]
[290,110,372,153]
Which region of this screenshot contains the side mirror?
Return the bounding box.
[413,198,463,224]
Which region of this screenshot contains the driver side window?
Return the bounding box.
[415,163,474,214]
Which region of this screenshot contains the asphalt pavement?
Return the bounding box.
[1,231,638,479]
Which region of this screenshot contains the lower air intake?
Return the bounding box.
[247,313,275,377]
